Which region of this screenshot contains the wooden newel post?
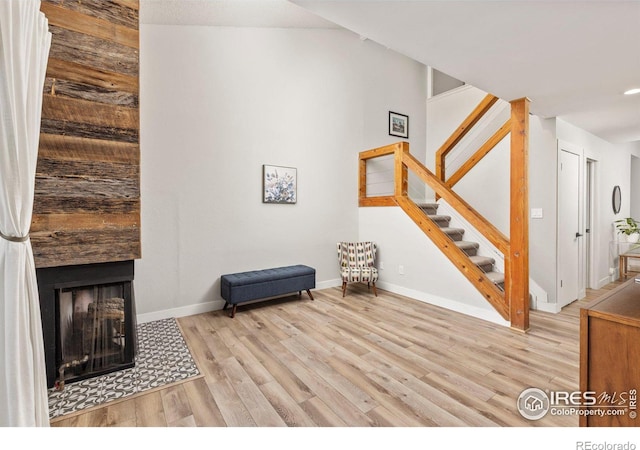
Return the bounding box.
[394,142,409,198]
[509,98,530,331]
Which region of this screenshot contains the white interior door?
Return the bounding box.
[558,145,583,308]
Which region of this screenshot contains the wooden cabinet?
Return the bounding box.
[580,278,640,426]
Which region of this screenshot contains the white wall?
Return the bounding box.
[556,119,634,288]
[136,25,426,320]
[528,116,558,304]
[631,155,640,219]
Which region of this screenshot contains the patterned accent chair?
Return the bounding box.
[337,242,378,297]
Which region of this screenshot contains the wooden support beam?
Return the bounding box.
[508,97,530,331]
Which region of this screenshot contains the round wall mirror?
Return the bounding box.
[612,185,622,214]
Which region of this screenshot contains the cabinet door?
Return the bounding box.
[586,316,640,427]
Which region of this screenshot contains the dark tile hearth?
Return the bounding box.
[48,318,199,419]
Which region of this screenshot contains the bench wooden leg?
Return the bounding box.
[230,304,237,318]
[306,289,314,300]
[223,301,229,310]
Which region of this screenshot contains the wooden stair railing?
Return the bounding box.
[358,97,530,331]
[435,93,499,186]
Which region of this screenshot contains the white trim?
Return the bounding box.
[426,83,473,103]
[137,300,224,324]
[533,300,561,314]
[377,280,511,327]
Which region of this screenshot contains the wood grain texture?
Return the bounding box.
[508,98,530,331]
[580,279,640,426]
[48,26,138,76]
[396,195,509,320]
[446,119,511,189]
[40,2,139,49]
[435,94,499,163]
[46,58,138,94]
[34,0,140,268]
[51,282,625,427]
[44,0,139,30]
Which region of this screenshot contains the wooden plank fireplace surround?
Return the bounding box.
[31,2,142,389]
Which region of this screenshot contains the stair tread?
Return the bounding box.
[428,214,451,221]
[485,271,505,284]
[455,241,479,249]
[440,227,465,233]
[469,255,495,265]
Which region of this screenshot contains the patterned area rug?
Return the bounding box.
[48,318,200,419]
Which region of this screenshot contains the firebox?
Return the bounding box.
[36,261,137,389]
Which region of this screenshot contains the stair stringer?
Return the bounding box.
[358,206,510,326]
[395,196,510,321]
[436,197,551,312]
[435,198,505,274]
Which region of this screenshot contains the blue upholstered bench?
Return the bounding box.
[220,265,315,318]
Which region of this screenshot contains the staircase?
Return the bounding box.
[419,202,505,291]
[358,96,530,331]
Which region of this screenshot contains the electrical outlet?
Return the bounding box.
[398,265,404,275]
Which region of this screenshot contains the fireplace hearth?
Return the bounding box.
[36,261,137,389]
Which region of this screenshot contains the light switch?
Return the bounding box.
[531,208,543,219]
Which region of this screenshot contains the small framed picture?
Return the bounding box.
[263,164,297,204]
[389,111,409,139]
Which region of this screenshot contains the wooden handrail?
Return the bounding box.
[402,151,510,255]
[360,142,402,161]
[435,94,499,181]
[445,118,511,189]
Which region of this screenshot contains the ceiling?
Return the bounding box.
[140,0,640,145]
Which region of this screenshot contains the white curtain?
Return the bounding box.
[0,0,51,426]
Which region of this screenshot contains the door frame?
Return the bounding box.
[556,140,586,307]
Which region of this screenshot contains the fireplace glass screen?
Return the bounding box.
[57,282,132,385]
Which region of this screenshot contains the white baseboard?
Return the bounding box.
[137,278,343,323]
[137,299,225,323]
[533,301,561,314]
[377,281,510,327]
[598,275,615,289]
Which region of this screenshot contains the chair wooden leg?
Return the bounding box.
[372,282,377,296]
[342,282,347,297]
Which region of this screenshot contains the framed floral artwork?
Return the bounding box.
[263,164,297,204]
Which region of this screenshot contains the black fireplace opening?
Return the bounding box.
[37,261,137,389]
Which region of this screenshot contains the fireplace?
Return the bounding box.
[36,261,137,389]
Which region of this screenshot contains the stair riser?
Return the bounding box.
[462,248,478,257]
[475,263,494,273]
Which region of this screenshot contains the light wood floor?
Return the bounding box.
[50,279,626,427]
